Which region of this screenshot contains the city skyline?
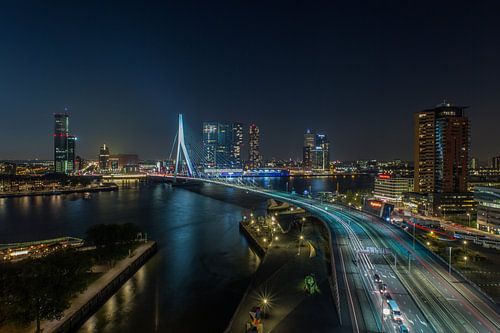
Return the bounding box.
[1,1,499,161]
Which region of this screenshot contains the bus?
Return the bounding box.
[387,300,402,321]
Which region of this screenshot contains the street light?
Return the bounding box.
[464,256,468,268]
[467,213,471,228]
[448,247,452,275]
[297,235,304,256]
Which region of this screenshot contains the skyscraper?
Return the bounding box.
[311,134,330,171]
[231,122,244,167]
[67,135,76,173]
[303,129,315,169]
[53,112,75,174]
[248,124,261,168]
[413,102,472,215]
[203,122,243,169]
[99,144,110,171]
[215,122,232,167]
[492,156,500,169]
[203,122,218,168]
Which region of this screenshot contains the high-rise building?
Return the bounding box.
[470,157,479,171]
[203,122,243,169]
[53,112,75,174]
[414,102,469,194]
[303,129,315,169]
[203,122,218,168]
[215,122,232,167]
[248,124,261,168]
[311,133,330,171]
[231,122,244,167]
[67,135,76,173]
[413,102,471,215]
[492,156,500,169]
[99,144,110,171]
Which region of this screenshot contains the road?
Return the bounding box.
[168,176,500,332]
[338,207,500,333]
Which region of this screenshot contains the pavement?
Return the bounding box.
[226,219,343,333]
[42,241,157,333]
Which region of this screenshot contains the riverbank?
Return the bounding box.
[0,184,118,198]
[228,216,341,332]
[0,241,158,333]
[46,240,157,333]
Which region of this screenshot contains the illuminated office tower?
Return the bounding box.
[53,112,73,173]
[303,129,315,169]
[248,124,261,168]
[99,144,110,171]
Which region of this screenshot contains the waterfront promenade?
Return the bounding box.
[227,217,344,333]
[0,241,157,333]
[0,183,118,198]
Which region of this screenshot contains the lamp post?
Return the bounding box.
[297,235,304,256]
[467,213,471,228]
[412,221,416,249]
[448,247,452,275]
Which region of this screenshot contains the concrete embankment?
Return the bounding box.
[42,241,157,333]
[228,217,342,333]
[239,221,267,258]
[0,184,118,198]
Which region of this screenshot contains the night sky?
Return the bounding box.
[1,1,499,162]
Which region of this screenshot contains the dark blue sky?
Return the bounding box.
[1,1,499,161]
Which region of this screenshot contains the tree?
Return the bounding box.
[0,250,92,333]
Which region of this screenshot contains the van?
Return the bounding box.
[388,300,402,321]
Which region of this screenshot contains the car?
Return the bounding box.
[399,324,409,333]
[379,283,387,294]
[385,293,393,302]
[373,273,382,283]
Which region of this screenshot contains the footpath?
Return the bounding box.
[226,218,345,333]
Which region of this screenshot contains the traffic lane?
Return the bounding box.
[331,210,431,333]
[356,211,500,332]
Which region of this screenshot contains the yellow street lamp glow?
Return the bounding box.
[275,236,279,241]
[263,298,268,305]
[426,242,430,246]
[263,238,267,242]
[463,240,467,245]
[300,235,304,240]
[464,256,468,261]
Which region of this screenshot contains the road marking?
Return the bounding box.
[407,318,415,325]
[416,314,427,327]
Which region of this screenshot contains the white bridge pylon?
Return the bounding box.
[174,114,196,179]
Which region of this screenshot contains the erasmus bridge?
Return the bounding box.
[159,114,500,333]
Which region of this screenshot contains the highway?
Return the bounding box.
[200,178,428,332]
[166,175,500,332]
[337,207,500,333]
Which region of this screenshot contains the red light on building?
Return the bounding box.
[369,201,383,208]
[378,174,391,179]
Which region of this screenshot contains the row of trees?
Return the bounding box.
[0,223,141,333]
[0,250,93,332]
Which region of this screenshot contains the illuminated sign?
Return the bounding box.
[369,201,383,208]
[378,174,391,179]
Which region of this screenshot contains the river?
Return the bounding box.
[0,175,373,332]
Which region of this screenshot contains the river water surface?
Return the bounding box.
[0,175,372,332]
